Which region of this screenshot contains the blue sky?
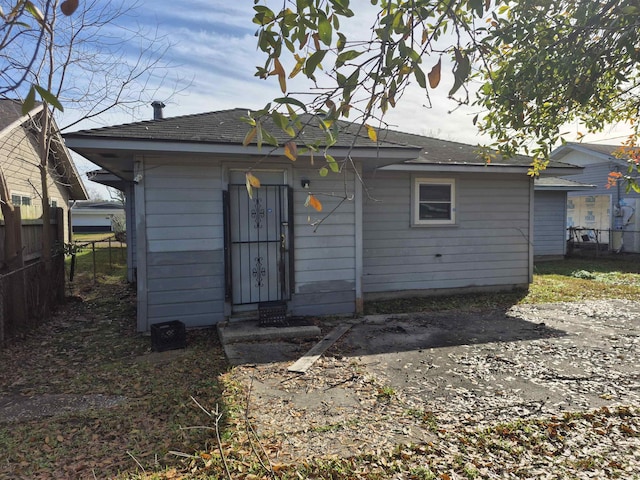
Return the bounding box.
[59,1,631,198]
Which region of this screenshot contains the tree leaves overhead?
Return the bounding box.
[250,0,640,186]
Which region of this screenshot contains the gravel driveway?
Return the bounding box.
[231,299,640,477]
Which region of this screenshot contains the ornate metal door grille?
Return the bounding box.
[226,184,291,305]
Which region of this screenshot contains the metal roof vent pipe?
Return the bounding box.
[151,101,165,120]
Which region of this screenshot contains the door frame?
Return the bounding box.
[222,167,294,311]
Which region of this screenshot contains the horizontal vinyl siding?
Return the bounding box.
[1,123,72,240]
[534,191,567,257]
[362,172,531,295]
[289,167,357,316]
[143,159,225,327]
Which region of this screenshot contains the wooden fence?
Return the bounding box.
[0,255,65,345]
[0,206,65,346]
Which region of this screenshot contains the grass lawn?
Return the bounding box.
[366,254,640,314]
[0,251,639,478]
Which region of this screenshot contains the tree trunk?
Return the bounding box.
[38,107,52,266]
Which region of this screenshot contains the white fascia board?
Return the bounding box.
[0,103,45,140]
[64,137,420,160]
[379,163,530,174]
[379,163,582,176]
[534,185,596,191]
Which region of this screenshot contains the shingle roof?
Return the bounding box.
[66,107,583,170]
[65,108,408,149]
[558,142,640,159]
[534,176,595,190]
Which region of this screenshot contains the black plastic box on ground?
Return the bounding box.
[151,320,186,352]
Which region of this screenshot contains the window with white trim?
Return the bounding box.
[413,178,456,225]
[11,193,32,206]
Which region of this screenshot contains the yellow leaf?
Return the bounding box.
[242,126,257,146]
[284,141,298,161]
[365,124,377,142]
[428,58,441,88]
[307,194,322,212]
[289,54,305,79]
[246,172,261,188]
[276,58,287,93]
[269,57,287,94]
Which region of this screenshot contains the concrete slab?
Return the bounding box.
[217,320,321,345]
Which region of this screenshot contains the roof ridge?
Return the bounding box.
[69,107,252,135]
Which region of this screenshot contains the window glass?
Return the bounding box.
[414,179,455,225]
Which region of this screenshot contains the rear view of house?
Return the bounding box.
[64,107,579,332]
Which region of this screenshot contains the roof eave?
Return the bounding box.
[65,136,418,155]
[378,163,581,175]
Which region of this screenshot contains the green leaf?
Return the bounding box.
[325,153,340,173]
[274,97,307,111]
[336,50,363,68]
[413,66,426,89]
[34,85,64,112]
[22,85,37,115]
[449,50,471,96]
[319,167,329,177]
[318,17,332,46]
[305,50,327,78]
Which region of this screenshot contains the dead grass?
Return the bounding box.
[0,278,229,478]
[1,253,639,478]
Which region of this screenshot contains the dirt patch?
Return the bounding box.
[0,393,126,423]
[231,299,640,463]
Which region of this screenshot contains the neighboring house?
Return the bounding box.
[64,107,579,332]
[533,177,595,259]
[551,143,640,252]
[71,200,125,233]
[0,99,88,242]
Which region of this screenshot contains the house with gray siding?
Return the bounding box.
[64,108,579,332]
[552,143,640,253]
[533,177,594,259]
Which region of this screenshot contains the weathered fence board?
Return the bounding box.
[0,207,65,347]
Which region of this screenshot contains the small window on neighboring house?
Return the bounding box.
[413,178,456,225]
[50,198,58,208]
[11,193,32,206]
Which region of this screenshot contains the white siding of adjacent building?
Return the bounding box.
[362,171,531,297]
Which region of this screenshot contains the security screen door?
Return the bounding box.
[226,171,291,306]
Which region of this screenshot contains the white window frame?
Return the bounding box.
[10,192,32,207]
[412,177,456,226]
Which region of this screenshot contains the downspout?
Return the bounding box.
[528,178,534,283]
